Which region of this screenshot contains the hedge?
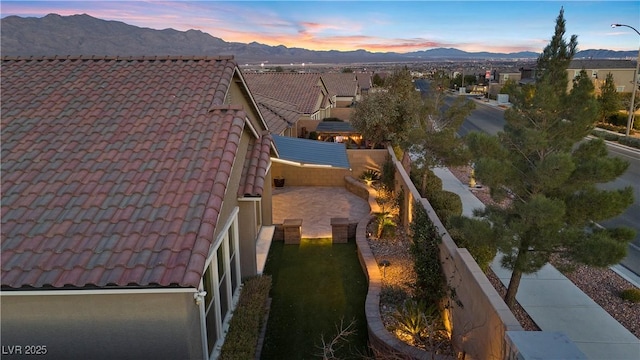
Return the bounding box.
[219,275,272,359]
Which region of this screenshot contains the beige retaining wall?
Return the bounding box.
[388,147,523,360]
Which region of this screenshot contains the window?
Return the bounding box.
[203,266,217,355]
[201,208,241,357]
[617,86,625,92]
[229,225,239,293]
[217,244,230,319]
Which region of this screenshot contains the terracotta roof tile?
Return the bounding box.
[1,56,249,289]
[253,94,299,135]
[321,73,359,97]
[243,72,331,115]
[238,132,273,197]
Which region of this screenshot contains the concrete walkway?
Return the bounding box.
[434,167,640,360]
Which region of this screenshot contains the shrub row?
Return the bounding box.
[430,190,463,227]
[410,201,446,305]
[219,275,272,360]
[410,167,494,271]
[592,129,640,149]
[620,288,640,303]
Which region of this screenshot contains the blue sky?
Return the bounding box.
[1,1,638,53]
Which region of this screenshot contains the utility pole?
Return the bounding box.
[612,23,640,136]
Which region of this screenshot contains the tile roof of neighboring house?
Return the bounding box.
[272,135,350,169]
[1,55,270,290]
[321,73,359,97]
[568,59,635,70]
[252,94,300,135]
[243,72,330,115]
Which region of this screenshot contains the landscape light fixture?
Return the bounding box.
[611,23,640,136]
[379,259,390,277]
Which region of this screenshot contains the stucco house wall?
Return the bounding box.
[1,291,203,360]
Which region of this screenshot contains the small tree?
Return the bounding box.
[372,73,384,87]
[408,70,475,195]
[598,72,622,123]
[621,91,640,131]
[351,68,422,148]
[460,8,635,310]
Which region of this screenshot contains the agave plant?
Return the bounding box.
[359,169,380,186]
[393,300,428,343]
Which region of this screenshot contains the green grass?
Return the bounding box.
[261,238,370,359]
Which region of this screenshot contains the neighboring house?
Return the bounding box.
[519,60,637,93]
[518,67,537,85]
[244,72,334,137]
[321,72,360,107]
[567,59,637,93]
[356,72,372,95]
[1,55,276,360]
[252,93,300,137]
[314,121,363,148]
[498,72,522,85]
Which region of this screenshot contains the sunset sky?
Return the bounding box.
[1,1,638,53]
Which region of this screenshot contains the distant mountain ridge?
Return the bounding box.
[1,13,636,64]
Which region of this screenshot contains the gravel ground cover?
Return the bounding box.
[448,165,640,337]
[368,165,639,346]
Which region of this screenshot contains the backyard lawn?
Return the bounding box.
[261,238,370,359]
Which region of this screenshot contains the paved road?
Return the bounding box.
[598,142,640,275]
[456,95,640,277]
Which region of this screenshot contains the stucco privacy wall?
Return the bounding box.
[347,149,389,177]
[271,149,388,187]
[388,147,523,360]
[1,291,203,360]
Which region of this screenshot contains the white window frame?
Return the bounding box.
[200,207,242,359]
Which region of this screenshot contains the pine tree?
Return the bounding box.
[460,8,635,310]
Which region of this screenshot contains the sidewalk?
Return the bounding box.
[434,167,640,360]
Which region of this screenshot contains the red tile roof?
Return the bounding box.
[357,73,372,91]
[243,72,331,115]
[238,132,272,197]
[321,73,359,97]
[252,94,300,135]
[1,56,268,289]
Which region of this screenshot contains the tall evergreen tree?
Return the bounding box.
[460,8,635,309]
[598,72,622,123]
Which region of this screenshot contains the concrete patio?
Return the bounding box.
[272,186,370,238]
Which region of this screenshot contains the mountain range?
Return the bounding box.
[1,13,636,64]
